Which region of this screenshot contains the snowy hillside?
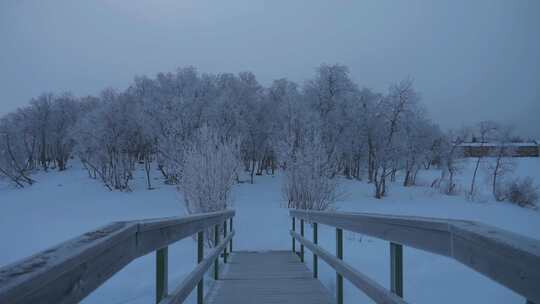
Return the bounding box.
[1,158,539,304]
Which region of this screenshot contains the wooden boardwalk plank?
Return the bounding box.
[207,251,334,304]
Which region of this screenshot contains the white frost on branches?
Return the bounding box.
[282,129,341,211]
[180,126,240,214]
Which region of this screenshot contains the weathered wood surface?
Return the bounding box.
[207,251,334,304]
[291,231,407,304]
[137,210,235,257]
[160,231,235,304]
[290,210,540,303]
[0,210,235,304]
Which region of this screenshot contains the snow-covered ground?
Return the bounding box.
[314,157,540,304]
[1,158,539,303]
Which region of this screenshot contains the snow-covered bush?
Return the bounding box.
[180,126,240,214]
[501,177,539,208]
[282,131,341,211]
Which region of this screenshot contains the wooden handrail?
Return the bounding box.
[291,231,407,304]
[161,231,235,304]
[290,209,540,304]
[0,210,235,304]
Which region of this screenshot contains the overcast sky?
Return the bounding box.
[1,0,539,137]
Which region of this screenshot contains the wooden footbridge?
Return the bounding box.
[0,209,539,304]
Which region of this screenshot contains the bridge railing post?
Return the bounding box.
[390,242,403,298]
[292,217,296,254]
[223,220,228,263]
[214,225,219,280]
[197,231,204,304]
[313,222,318,278]
[156,247,168,304]
[300,219,305,263]
[336,228,343,304]
[229,217,233,252]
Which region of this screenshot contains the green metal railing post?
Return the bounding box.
[390,242,404,298]
[229,217,233,252]
[336,228,343,304]
[214,225,219,280]
[292,217,296,253]
[300,219,305,263]
[156,247,168,304]
[313,222,318,278]
[223,221,228,263]
[197,231,204,304]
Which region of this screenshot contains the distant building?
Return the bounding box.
[459,141,539,157]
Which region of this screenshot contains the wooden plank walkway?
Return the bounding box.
[207,251,334,304]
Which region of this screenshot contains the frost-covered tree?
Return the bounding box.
[468,121,499,199]
[486,126,516,200]
[304,64,358,168]
[434,129,468,195]
[49,93,80,171]
[0,111,36,187]
[134,68,214,185]
[0,92,81,186]
[400,109,439,187]
[232,72,266,183]
[72,89,139,191]
[357,88,383,183]
[29,93,54,171]
[370,79,420,198]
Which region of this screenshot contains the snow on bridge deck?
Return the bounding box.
[207,251,334,304]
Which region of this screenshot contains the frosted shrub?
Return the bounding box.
[282,133,341,211]
[180,126,240,214]
[503,177,539,208]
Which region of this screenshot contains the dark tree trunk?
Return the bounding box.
[144,153,152,190]
[470,157,481,198]
[250,160,255,184]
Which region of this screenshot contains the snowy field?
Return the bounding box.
[1,158,539,304]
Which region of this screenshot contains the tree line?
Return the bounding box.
[1,64,534,209]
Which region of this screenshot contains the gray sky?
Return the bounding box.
[1,0,539,137]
